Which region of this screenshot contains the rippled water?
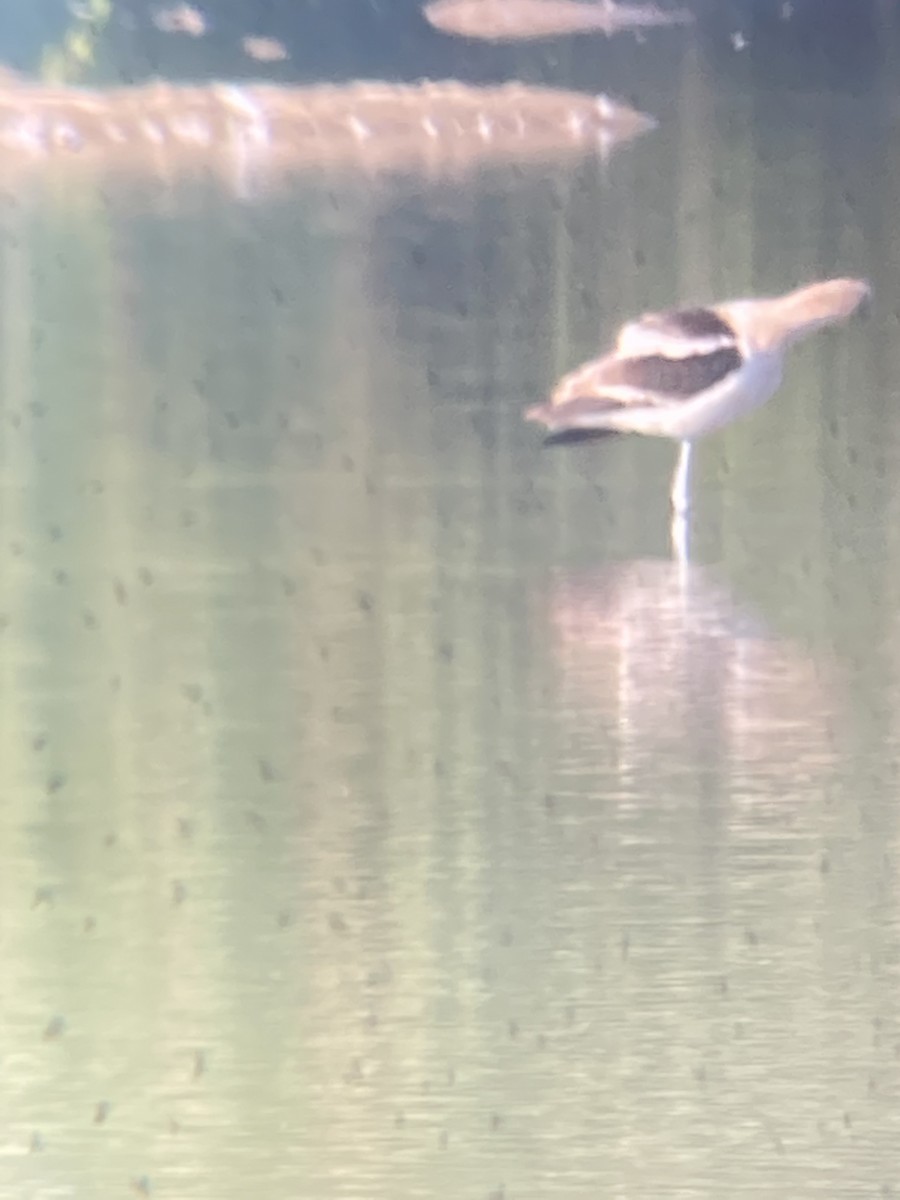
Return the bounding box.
[1,4,899,1198]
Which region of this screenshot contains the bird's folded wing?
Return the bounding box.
[552,343,744,409]
[615,306,739,360]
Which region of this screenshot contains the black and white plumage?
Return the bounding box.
[526,279,870,517]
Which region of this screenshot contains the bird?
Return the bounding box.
[525,278,870,519]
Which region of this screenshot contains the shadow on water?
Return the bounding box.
[1,2,900,1197]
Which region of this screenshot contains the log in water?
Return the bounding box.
[0,74,656,197]
[423,0,694,42]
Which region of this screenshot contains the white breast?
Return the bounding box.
[658,350,784,440]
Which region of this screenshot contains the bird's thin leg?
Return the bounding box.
[671,509,690,572]
[670,440,692,516]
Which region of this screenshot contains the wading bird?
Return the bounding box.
[525,278,870,529]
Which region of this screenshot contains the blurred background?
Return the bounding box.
[0,1,899,1197]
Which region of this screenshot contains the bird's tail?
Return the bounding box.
[526,395,622,430]
[525,399,621,445]
[524,401,555,425]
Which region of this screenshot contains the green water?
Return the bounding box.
[1,11,900,1199]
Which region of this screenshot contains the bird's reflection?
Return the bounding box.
[545,559,838,790]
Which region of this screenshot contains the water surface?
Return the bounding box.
[1,5,899,1198]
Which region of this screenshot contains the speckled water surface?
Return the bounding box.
[1,2,899,1198]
